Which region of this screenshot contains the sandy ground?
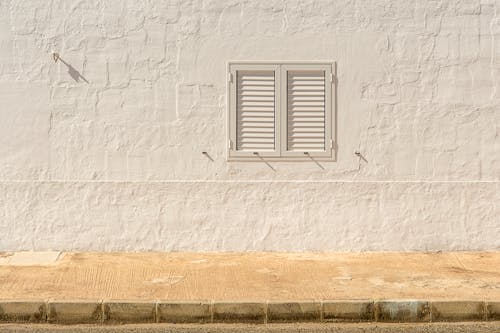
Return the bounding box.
[0,323,499,333]
[0,252,498,301]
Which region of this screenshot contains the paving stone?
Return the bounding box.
[323,301,374,322]
[103,301,155,324]
[157,301,211,323]
[0,300,47,323]
[431,301,486,321]
[486,302,500,321]
[213,302,265,323]
[375,301,430,322]
[48,300,102,324]
[267,301,321,322]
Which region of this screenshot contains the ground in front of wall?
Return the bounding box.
[1,251,499,301]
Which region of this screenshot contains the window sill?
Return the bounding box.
[227,155,336,162]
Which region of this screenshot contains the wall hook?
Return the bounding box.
[355,151,368,163]
[304,152,324,170]
[202,151,214,161]
[252,152,275,171]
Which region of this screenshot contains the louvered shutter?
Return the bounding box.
[287,70,326,151]
[228,64,280,158]
[237,71,275,151]
[281,65,333,158]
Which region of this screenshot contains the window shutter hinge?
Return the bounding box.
[330,139,333,149]
[228,72,233,83]
[228,139,232,149]
[329,73,334,83]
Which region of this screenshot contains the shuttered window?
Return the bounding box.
[228,62,334,160]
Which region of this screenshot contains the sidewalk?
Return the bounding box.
[0,251,499,324]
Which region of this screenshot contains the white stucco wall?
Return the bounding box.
[0,0,498,251]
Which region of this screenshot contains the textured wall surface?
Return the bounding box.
[0,0,498,251]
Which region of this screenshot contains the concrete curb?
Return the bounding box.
[0,300,499,324]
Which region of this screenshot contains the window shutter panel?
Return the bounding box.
[286,70,326,152]
[236,70,276,152]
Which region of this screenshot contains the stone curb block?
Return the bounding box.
[323,301,374,322]
[486,302,500,321]
[47,300,102,324]
[267,301,321,323]
[157,301,211,323]
[213,302,266,323]
[103,301,155,324]
[0,300,498,324]
[0,300,47,323]
[375,300,430,322]
[431,301,486,322]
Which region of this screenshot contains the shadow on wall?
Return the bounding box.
[355,151,368,163]
[53,53,89,83]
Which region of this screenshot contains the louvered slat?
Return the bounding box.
[237,71,275,151]
[287,71,326,151]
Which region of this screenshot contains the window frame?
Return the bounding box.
[227,61,336,162]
